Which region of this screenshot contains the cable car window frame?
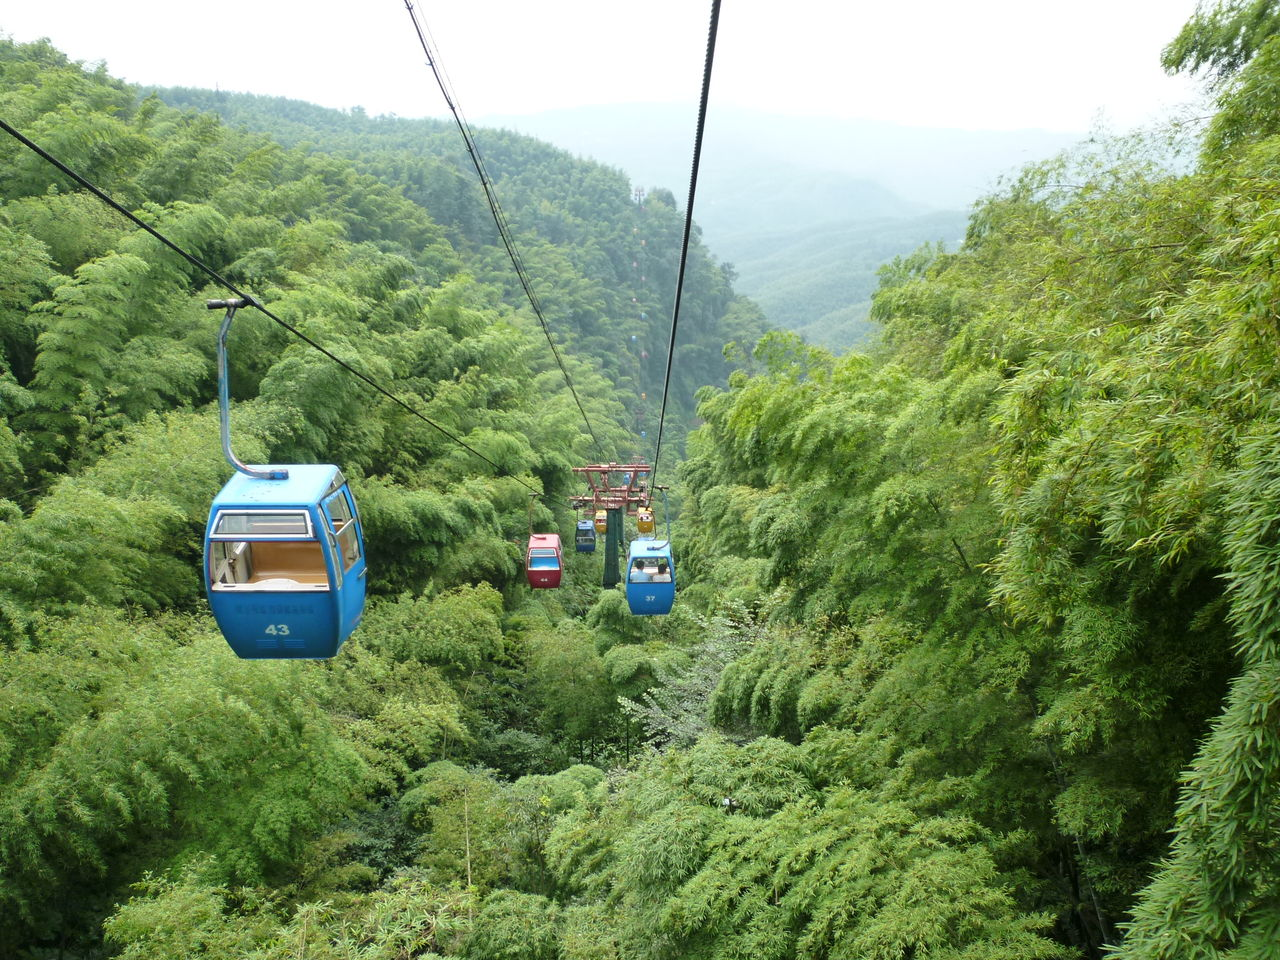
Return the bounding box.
[629,559,663,583]
[323,490,361,572]
[528,547,560,570]
[208,538,331,592]
[324,524,344,589]
[324,471,347,500]
[208,539,252,587]
[211,510,314,540]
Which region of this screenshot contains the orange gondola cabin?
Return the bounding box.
[636,508,655,536]
[526,533,563,588]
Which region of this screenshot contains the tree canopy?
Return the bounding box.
[5,4,1280,958]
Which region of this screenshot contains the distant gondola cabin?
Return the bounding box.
[636,508,655,536]
[527,533,563,588]
[575,520,597,552]
[205,464,366,659]
[594,510,608,534]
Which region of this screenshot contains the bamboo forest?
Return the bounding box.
[3,1,1280,957]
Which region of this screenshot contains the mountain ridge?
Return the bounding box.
[477,103,1076,347]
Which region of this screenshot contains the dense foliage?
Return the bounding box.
[724,208,968,351]
[0,35,746,957]
[5,2,1280,958]
[154,85,768,439]
[670,3,1280,956]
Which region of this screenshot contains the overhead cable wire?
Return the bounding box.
[402,0,603,453]
[0,116,562,503]
[651,0,722,488]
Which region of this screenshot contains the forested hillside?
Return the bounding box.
[481,102,1075,350]
[0,34,754,957]
[721,208,968,349]
[153,84,766,422]
[670,3,1280,956]
[4,2,1280,958]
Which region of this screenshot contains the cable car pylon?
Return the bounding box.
[569,462,661,593]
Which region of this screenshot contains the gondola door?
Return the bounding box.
[323,485,366,638]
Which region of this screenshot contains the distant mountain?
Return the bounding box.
[693,156,924,238]
[479,103,1082,212]
[479,104,1080,349]
[725,210,969,351]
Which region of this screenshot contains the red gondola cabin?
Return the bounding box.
[526,533,563,588]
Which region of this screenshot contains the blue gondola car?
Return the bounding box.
[625,539,675,615]
[205,464,366,659]
[575,519,597,552]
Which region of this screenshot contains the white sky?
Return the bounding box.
[2,1,1204,134]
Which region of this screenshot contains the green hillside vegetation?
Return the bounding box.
[671,3,1280,954]
[153,84,766,441]
[4,2,1280,958]
[720,210,968,350]
[0,34,753,957]
[482,103,1076,351]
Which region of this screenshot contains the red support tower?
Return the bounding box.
[571,463,663,589]
[568,462,654,514]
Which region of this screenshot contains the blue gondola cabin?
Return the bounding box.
[527,533,563,588]
[205,464,366,659]
[625,539,675,615]
[575,520,597,552]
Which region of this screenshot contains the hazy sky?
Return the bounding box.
[3,1,1205,134]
